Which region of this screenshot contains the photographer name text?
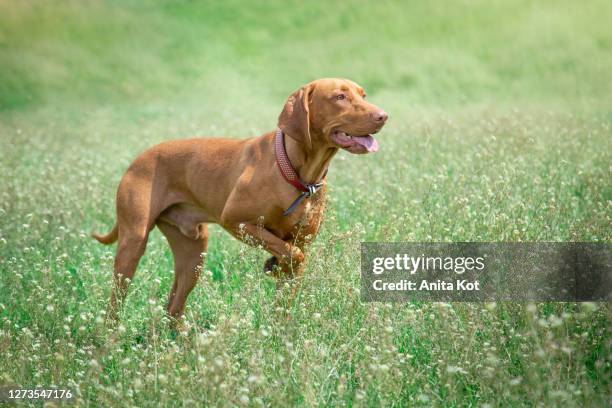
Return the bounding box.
[370,254,484,292]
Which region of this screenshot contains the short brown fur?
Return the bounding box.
[93,78,387,321]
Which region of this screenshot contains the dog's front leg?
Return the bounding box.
[225,223,304,265]
[223,223,305,283]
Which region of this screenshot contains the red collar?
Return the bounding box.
[274,129,326,215]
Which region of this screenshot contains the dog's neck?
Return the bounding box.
[284,133,337,183]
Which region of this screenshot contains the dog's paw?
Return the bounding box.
[264,256,279,274]
[289,246,305,263]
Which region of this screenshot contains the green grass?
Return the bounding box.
[0,1,610,406]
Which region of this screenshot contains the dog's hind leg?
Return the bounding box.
[108,229,150,321]
[157,221,208,321]
[107,173,164,322]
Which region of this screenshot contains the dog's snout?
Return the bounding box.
[371,109,388,123]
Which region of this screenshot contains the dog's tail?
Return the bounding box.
[91,223,118,245]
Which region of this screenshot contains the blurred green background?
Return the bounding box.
[2,0,612,113]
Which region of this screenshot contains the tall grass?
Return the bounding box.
[0,1,610,406]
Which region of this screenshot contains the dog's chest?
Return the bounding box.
[270,197,324,239]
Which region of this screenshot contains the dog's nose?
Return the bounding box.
[372,110,388,123]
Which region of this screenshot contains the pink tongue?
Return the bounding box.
[354,135,379,152]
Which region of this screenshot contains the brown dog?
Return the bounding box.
[93,78,387,320]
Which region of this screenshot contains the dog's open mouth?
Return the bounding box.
[331,131,379,154]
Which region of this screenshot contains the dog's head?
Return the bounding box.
[278,78,388,154]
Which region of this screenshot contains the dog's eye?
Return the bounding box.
[336,94,346,101]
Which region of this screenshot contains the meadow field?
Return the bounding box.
[0,1,611,406]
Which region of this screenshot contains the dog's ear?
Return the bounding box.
[278,83,314,150]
